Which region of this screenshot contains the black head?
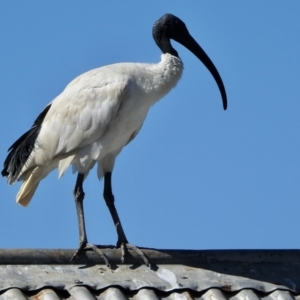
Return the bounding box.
[152,14,228,110]
[153,14,189,57]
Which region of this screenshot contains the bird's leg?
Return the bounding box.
[103,172,149,266]
[103,173,128,245]
[73,173,87,247]
[71,173,109,266]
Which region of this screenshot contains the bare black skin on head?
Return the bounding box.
[152,13,188,57]
[153,13,227,110]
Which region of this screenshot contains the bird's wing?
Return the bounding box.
[21,68,132,175]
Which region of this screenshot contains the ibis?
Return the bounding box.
[2,14,227,266]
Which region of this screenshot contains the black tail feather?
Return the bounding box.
[2,104,51,181]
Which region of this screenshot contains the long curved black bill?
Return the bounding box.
[176,34,227,110]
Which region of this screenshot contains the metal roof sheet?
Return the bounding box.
[0,249,299,300]
[1,287,299,300]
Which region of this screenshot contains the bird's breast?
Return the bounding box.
[97,95,149,155]
[92,54,184,159]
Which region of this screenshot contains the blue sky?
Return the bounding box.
[0,2,299,252]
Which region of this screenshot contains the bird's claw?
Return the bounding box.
[71,242,111,268]
[71,241,149,267]
[70,242,86,262]
[120,243,150,267]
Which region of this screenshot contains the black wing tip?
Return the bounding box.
[1,168,8,177]
[1,103,52,181]
[1,128,38,181]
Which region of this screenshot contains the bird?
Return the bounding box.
[2,13,227,266]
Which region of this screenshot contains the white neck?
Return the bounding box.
[130,53,183,105]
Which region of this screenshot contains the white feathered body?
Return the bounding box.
[13,53,183,206]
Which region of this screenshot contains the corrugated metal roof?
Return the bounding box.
[0,249,299,300]
[1,287,300,300]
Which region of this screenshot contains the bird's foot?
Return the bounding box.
[119,242,150,267]
[71,242,110,268]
